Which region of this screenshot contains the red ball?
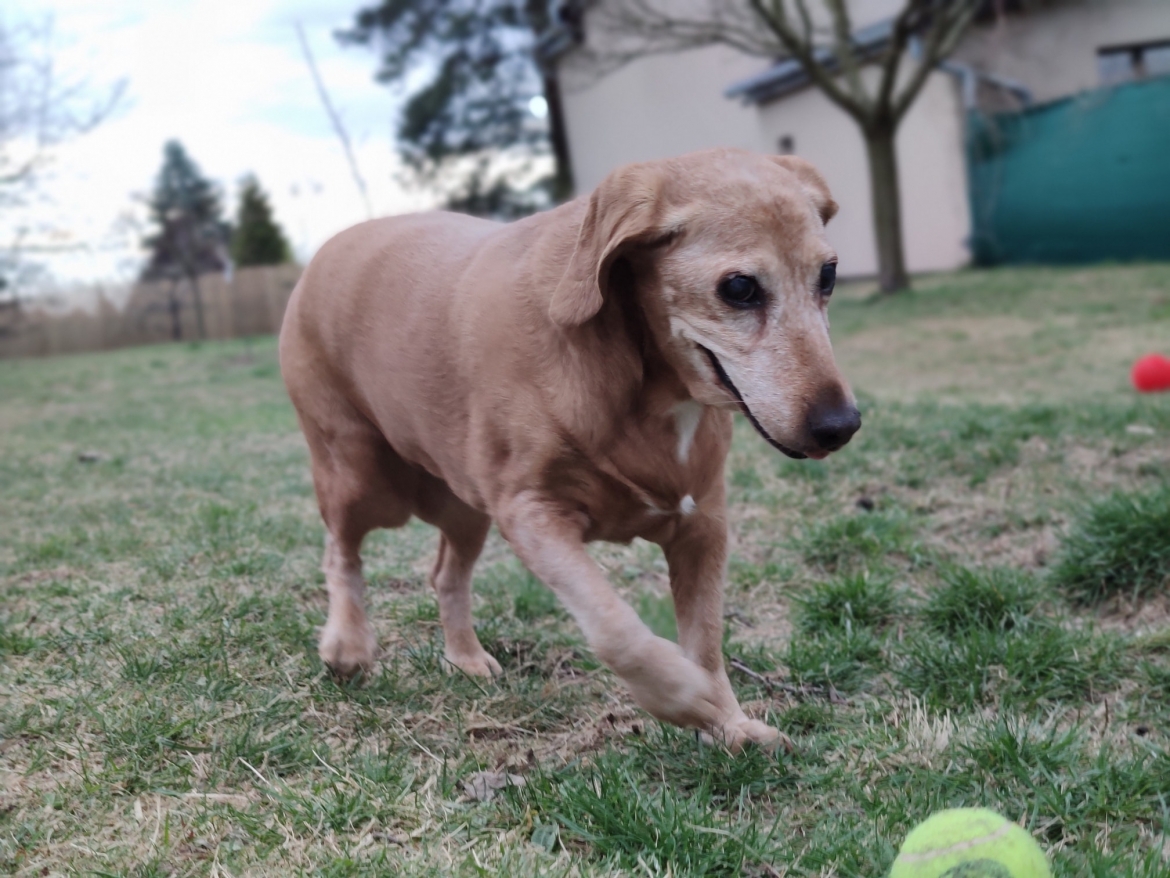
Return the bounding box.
[1132,354,1170,393]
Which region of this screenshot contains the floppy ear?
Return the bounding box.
[771,155,838,225]
[549,163,666,327]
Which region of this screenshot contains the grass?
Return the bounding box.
[2,264,1169,876]
[921,566,1044,634]
[1049,485,1170,605]
[798,511,916,572]
[794,571,899,635]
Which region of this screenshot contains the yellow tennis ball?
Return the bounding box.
[890,808,1050,877]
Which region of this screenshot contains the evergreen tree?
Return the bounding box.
[338,0,579,219]
[230,175,292,267]
[141,140,229,339]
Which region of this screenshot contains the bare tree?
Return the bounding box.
[585,0,983,293]
[0,16,124,318]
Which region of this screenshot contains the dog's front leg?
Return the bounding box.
[497,492,727,733]
[661,494,789,752]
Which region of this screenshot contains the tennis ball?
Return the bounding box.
[890,808,1050,877]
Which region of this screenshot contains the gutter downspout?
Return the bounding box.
[937,59,1033,110]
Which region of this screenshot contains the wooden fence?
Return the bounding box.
[0,264,302,359]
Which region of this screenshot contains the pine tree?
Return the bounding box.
[231,175,291,267]
[141,140,228,339]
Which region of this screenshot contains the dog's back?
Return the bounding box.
[282,211,512,492]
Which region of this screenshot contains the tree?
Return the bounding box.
[337,0,578,219]
[231,176,292,267]
[141,141,229,340]
[0,16,123,318]
[586,0,984,293]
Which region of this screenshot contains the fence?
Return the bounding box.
[0,264,302,359]
[967,75,1170,265]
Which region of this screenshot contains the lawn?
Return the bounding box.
[2,263,1169,877]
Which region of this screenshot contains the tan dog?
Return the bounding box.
[279,148,859,750]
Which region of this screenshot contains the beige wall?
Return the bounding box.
[559,38,972,276]
[555,0,1169,279]
[955,0,1170,103]
[755,69,971,277]
[560,44,769,194]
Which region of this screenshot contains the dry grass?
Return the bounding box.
[1,263,1169,876]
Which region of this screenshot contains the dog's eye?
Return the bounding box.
[819,262,837,297]
[717,274,764,309]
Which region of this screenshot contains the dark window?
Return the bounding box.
[1098,39,1170,87]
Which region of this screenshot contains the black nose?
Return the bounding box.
[807,398,861,452]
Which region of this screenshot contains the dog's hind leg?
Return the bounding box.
[415,482,499,678]
[318,529,380,678]
[305,417,418,679]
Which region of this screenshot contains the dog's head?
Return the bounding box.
[550,149,860,460]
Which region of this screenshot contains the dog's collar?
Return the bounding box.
[697,345,807,460]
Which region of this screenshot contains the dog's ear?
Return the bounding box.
[550,163,666,328]
[771,155,838,225]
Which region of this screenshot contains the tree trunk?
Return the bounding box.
[543,68,574,202]
[863,126,910,294]
[167,278,182,340]
[189,273,207,339]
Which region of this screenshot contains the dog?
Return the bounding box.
[279,148,860,750]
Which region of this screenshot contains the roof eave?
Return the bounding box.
[725,17,895,106]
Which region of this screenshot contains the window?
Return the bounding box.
[1098,39,1170,87]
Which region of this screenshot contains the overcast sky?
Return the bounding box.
[7,0,433,295]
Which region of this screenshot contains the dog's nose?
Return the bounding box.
[807,398,861,452]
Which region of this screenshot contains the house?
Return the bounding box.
[545,0,1170,277]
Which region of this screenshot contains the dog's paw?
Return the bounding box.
[319,620,378,679]
[620,636,724,730]
[444,648,503,679]
[703,716,793,754]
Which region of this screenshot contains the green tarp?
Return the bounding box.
[967,76,1170,265]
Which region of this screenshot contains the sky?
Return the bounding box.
[5,0,434,298]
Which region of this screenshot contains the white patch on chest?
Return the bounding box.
[679,494,696,515]
[672,401,703,463]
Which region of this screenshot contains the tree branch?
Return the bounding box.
[295,21,373,219]
[892,0,981,121]
[747,0,868,122]
[874,0,924,121]
[823,0,871,112]
[592,0,781,65]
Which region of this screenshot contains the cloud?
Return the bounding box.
[4,0,434,289]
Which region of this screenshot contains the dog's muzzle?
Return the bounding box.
[697,345,807,460]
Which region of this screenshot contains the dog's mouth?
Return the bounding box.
[697,345,807,460]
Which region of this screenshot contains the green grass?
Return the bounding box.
[922,566,1044,634]
[2,264,1170,876]
[794,571,899,635]
[1049,485,1170,605]
[798,510,916,572]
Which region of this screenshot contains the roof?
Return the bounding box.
[725,18,894,105]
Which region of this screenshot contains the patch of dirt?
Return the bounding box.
[1094,593,1170,639]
